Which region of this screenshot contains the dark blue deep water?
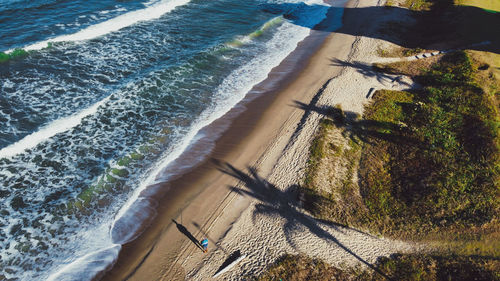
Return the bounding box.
[0,0,342,279]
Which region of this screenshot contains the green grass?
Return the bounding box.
[373,254,500,281]
[457,0,500,12]
[404,0,433,10]
[402,47,424,57]
[385,0,395,7]
[361,51,499,235]
[256,254,354,281]
[303,119,336,189]
[467,51,500,94]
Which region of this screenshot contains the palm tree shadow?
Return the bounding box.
[292,100,418,146]
[329,58,413,88]
[215,162,393,280]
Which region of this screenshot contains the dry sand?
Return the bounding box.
[103,0,422,280]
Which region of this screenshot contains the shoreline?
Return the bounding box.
[102,2,352,279]
[103,0,418,279]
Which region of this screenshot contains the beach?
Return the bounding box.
[0,1,344,279]
[101,0,420,280]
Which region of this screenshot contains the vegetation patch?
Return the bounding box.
[257,254,500,281]
[467,50,500,94]
[303,119,334,190]
[456,0,500,12]
[373,56,440,77]
[301,106,368,227]
[303,51,499,246]
[256,254,354,281]
[403,0,433,10]
[360,54,499,237]
[373,254,500,281]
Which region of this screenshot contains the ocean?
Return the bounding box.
[0,0,343,279]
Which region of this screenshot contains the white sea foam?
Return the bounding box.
[0,95,111,159]
[4,0,191,53]
[46,244,121,281]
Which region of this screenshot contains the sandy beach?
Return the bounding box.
[102,0,420,280]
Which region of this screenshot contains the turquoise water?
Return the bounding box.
[0,0,343,279]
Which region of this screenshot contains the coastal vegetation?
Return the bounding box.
[456,0,500,11]
[272,0,500,279]
[257,254,500,281]
[303,50,499,246]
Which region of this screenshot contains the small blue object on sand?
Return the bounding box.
[201,238,209,252]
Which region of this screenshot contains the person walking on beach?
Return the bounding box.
[201,238,209,253]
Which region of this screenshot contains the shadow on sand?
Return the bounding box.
[172,219,204,252]
[292,99,418,146]
[329,58,413,88]
[215,250,242,274]
[214,161,393,280]
[192,221,229,255]
[261,1,499,54]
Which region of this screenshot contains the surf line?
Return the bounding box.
[0,95,111,159]
[4,0,191,53]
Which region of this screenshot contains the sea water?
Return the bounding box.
[0,0,344,279]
